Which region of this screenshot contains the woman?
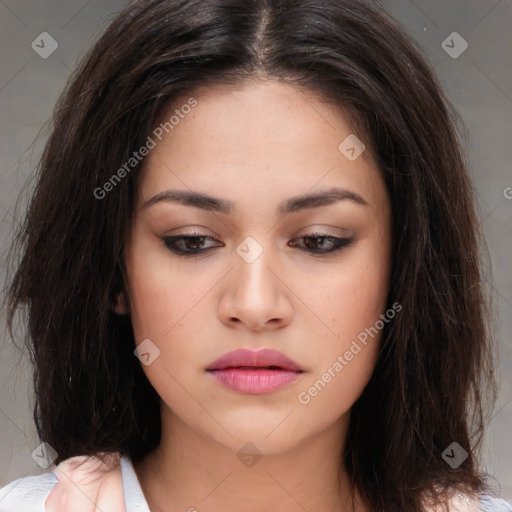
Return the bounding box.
[0,0,509,510]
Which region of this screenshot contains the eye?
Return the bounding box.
[289,233,354,254]
[161,232,354,256]
[162,234,223,255]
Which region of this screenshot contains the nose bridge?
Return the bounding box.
[233,235,277,299]
[219,234,292,330]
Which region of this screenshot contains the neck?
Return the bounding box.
[133,406,365,512]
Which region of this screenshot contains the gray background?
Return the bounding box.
[0,0,511,495]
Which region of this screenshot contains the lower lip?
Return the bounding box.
[207,368,303,394]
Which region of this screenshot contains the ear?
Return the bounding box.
[113,291,129,315]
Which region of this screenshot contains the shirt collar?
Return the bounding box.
[120,455,151,512]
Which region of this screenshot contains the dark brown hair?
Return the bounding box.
[5,0,496,510]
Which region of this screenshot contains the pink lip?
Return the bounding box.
[206,348,304,395]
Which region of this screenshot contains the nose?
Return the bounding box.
[217,238,293,332]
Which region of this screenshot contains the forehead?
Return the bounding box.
[138,81,386,215]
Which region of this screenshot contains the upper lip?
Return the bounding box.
[206,348,303,372]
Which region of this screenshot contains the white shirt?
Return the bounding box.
[0,455,149,512]
[1,455,511,512]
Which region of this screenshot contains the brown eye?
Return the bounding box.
[162,235,223,255]
[289,235,354,254]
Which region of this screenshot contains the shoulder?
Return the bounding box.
[479,495,512,512]
[0,471,58,512]
[0,452,125,512]
[424,491,512,512]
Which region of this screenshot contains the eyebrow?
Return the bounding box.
[142,187,369,215]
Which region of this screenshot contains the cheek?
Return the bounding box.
[124,244,217,403]
[126,242,208,340]
[293,236,390,412]
[295,342,379,427]
[307,238,390,343]
[125,249,211,417]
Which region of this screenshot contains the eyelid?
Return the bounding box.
[295,227,352,237]
[163,226,216,236]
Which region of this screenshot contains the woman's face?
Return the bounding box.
[122,81,392,454]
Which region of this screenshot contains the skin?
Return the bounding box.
[118,80,392,512]
[45,453,125,512]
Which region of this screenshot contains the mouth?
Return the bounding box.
[206,348,303,372]
[206,348,304,394]
[210,365,295,370]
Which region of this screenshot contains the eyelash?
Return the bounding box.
[161,232,354,256]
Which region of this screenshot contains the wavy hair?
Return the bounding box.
[5,0,496,510]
